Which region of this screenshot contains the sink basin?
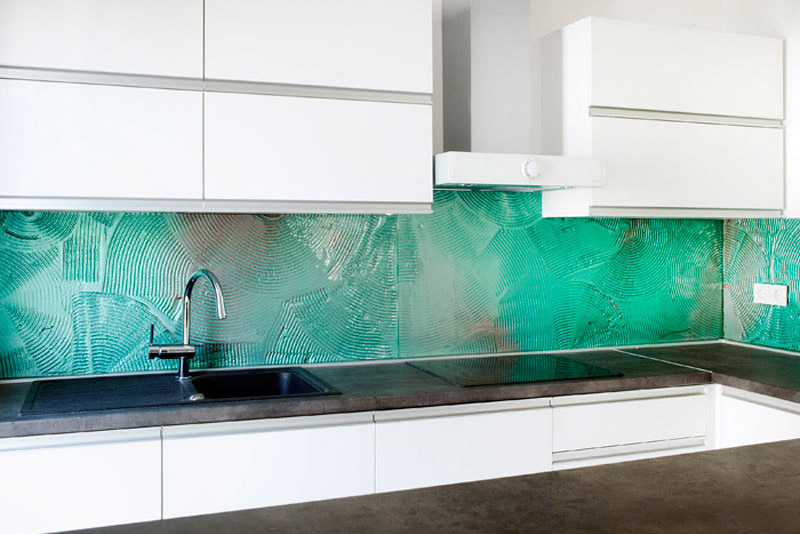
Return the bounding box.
[191,368,337,400]
[20,367,338,416]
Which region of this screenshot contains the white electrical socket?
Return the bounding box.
[753,283,788,306]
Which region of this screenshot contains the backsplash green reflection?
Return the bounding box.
[724,219,800,350]
[0,192,722,379]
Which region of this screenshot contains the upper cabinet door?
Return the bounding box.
[589,117,784,211]
[0,79,202,200]
[586,17,783,119]
[205,0,433,93]
[204,92,432,206]
[0,0,203,77]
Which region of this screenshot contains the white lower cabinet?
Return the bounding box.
[0,427,161,534]
[161,413,375,519]
[374,399,552,492]
[551,386,712,470]
[716,386,800,449]
[13,382,800,532]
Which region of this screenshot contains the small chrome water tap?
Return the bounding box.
[148,269,227,380]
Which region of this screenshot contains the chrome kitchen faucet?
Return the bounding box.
[148,269,227,380]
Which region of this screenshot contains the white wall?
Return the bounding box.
[531,0,800,216]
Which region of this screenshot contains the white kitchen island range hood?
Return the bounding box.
[434,152,604,191]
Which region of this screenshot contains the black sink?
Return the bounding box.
[191,368,337,400]
[20,367,338,417]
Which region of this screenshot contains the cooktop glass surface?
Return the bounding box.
[409,354,622,387]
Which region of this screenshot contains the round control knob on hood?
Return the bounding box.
[522,158,542,180]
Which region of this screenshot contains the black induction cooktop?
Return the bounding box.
[408,354,622,387]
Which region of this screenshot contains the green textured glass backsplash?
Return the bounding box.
[0,191,722,379]
[724,219,800,351]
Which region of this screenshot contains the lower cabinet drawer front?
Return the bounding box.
[0,428,162,534]
[162,415,375,519]
[375,401,552,493]
[552,436,708,470]
[553,387,709,452]
[717,388,800,449]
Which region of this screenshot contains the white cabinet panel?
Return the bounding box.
[543,118,784,217]
[375,399,552,493]
[205,92,432,206]
[589,118,783,210]
[0,428,161,534]
[552,386,710,452]
[162,414,375,519]
[0,0,203,77]
[552,436,708,471]
[205,0,433,93]
[0,79,202,200]
[541,17,785,219]
[589,17,783,119]
[717,387,800,449]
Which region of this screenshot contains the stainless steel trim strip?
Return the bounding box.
[588,206,783,219]
[0,196,432,215]
[163,412,375,439]
[589,105,783,128]
[373,398,551,423]
[0,427,161,452]
[549,385,710,407]
[0,65,202,91]
[552,436,707,463]
[0,65,433,105]
[203,79,433,105]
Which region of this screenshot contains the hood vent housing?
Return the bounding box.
[434,152,604,192]
[436,0,604,192]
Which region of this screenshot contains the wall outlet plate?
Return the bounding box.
[753,283,788,306]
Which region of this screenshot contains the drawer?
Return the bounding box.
[552,386,709,452]
[717,386,800,450]
[375,399,552,492]
[163,413,375,518]
[0,428,161,534]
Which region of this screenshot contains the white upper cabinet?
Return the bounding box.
[541,17,785,219]
[204,93,432,209]
[586,18,783,119]
[0,79,202,203]
[0,0,203,77]
[0,0,433,213]
[205,0,433,93]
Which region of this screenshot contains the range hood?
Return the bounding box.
[436,0,604,192]
[434,152,604,191]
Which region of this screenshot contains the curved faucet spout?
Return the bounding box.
[148,268,227,380]
[183,268,227,347]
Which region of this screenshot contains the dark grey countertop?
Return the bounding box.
[0,348,707,438]
[625,342,800,403]
[74,438,800,534]
[3,341,800,439]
